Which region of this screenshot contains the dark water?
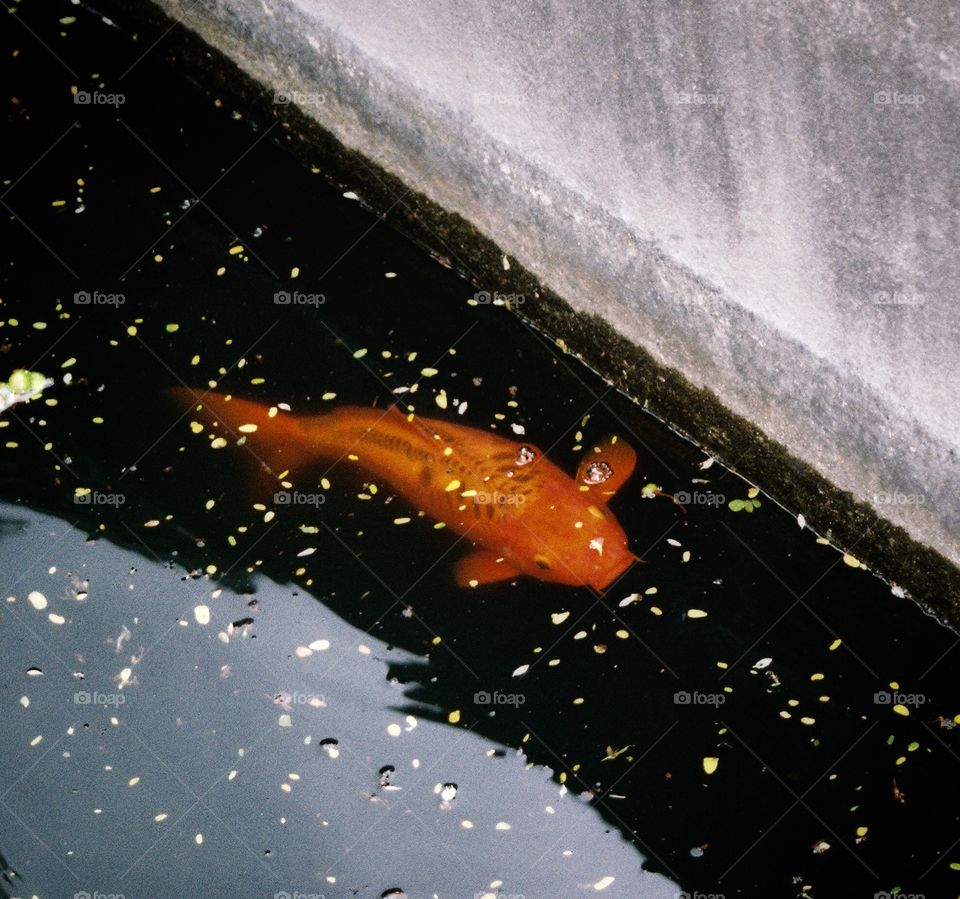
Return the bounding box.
[1,2,959,897]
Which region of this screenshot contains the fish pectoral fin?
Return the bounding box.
[576,434,638,496]
[454,550,521,588]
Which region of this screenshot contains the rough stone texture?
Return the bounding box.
[147,0,960,567]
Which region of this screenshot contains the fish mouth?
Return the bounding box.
[589,551,641,593]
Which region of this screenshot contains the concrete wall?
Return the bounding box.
[152,0,960,566]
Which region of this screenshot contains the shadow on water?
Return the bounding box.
[2,1,960,896]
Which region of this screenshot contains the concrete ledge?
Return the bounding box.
[97,0,960,625]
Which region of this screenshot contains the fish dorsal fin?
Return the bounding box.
[454,550,521,588]
[576,434,637,497]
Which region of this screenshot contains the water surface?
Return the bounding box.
[1,2,959,897]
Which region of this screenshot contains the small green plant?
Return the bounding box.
[729,486,762,513]
[0,369,52,413]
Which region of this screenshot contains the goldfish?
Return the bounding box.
[169,389,640,591]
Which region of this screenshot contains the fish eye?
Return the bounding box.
[515,446,536,466]
[583,460,613,484]
[533,553,551,570]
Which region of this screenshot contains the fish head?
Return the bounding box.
[555,498,638,592]
[502,470,639,592]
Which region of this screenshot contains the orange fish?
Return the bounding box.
[170,389,641,591]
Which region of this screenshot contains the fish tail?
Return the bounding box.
[166,388,319,477]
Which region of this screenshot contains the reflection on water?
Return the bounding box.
[0,504,672,898]
[1,1,959,896]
